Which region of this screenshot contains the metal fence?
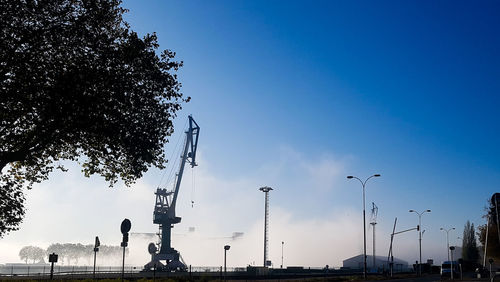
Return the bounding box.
[0,264,386,280]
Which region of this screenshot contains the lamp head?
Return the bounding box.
[440,227,444,230]
[374,174,381,177]
[409,209,415,212]
[347,176,354,179]
[224,245,230,250]
[259,186,273,192]
[426,209,431,212]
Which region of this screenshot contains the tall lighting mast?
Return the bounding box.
[260,186,273,267]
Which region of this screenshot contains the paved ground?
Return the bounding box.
[365,273,498,282]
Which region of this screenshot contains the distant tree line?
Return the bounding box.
[19,243,127,265]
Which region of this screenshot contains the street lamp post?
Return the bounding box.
[409,209,431,276]
[281,241,284,268]
[347,174,381,279]
[450,246,455,280]
[440,227,455,261]
[224,245,230,281]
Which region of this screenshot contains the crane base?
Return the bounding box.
[144,251,187,272]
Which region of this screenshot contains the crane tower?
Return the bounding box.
[144,115,200,271]
[369,202,378,268]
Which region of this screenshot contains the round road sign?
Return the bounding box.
[121,218,131,234]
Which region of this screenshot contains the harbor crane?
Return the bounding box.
[144,115,200,271]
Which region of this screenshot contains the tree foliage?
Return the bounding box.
[461,220,479,262]
[45,243,127,265]
[477,195,500,261]
[0,0,187,236]
[18,245,45,264]
[19,243,127,265]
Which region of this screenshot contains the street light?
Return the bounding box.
[281,241,284,269]
[224,245,230,281]
[347,174,381,279]
[409,209,431,276]
[440,227,455,261]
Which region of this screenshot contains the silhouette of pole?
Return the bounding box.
[484,215,490,267]
[93,250,97,279]
[347,174,380,279]
[440,227,455,261]
[409,209,431,276]
[224,245,230,281]
[93,236,100,280]
[121,246,125,282]
[281,241,284,268]
[260,186,273,267]
[371,222,376,268]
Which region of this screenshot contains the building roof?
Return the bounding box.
[343,254,408,266]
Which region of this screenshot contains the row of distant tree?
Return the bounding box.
[19,243,127,265]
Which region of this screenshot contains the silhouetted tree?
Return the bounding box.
[461,220,479,262]
[18,246,30,264]
[0,0,187,236]
[18,246,45,263]
[47,243,66,265]
[478,196,500,261]
[45,242,126,265]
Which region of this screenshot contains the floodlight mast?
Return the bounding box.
[145,115,200,272]
[260,186,273,267]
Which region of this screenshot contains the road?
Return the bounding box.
[367,274,498,282]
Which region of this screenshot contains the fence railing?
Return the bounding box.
[1,264,410,278]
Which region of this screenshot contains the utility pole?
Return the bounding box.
[260,186,273,267]
[370,202,378,270]
[93,236,100,280]
[224,245,230,281]
[281,241,284,268]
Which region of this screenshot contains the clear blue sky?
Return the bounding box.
[122,0,500,221]
[2,0,499,267]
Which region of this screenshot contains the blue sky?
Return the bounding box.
[121,0,500,261]
[1,0,500,268]
[121,0,500,221]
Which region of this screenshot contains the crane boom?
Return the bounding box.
[168,116,199,218]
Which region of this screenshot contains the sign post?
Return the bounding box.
[93,236,100,279]
[48,253,58,280]
[120,219,131,282]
